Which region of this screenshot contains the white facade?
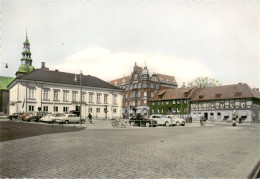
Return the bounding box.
[190,99,258,122]
[9,80,123,119]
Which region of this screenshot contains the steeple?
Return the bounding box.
[16,31,35,77]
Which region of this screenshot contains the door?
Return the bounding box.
[204,113,208,120]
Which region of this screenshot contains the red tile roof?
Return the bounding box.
[191,83,260,101]
[151,87,196,101]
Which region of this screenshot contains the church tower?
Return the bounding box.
[16,31,35,77]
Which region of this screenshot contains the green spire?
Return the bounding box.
[16,31,35,75]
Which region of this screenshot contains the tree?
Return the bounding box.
[188,77,221,88]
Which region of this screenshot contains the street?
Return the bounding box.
[0,119,259,178]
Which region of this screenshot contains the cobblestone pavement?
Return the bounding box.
[0,119,259,178]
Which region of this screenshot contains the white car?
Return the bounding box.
[165,115,186,126]
[40,114,57,123]
[149,114,172,126]
[55,114,81,124]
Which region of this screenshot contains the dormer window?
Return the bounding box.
[167,79,169,83]
[122,79,125,85]
[134,74,138,80]
[235,92,242,97]
[160,78,163,82]
[114,81,118,86]
[215,94,222,98]
[199,95,204,99]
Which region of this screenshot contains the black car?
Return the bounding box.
[8,113,21,120]
[129,115,157,127]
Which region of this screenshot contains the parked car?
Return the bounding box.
[0,112,7,119]
[40,114,58,123]
[149,114,172,126]
[165,115,186,126]
[20,113,33,121]
[8,113,21,120]
[55,114,83,124]
[129,114,157,127]
[25,112,49,122]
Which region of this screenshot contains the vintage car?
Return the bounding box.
[129,115,157,127]
[149,114,172,126]
[165,115,186,126]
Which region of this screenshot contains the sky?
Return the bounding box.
[1,0,259,88]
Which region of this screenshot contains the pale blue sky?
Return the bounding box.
[1,0,259,88]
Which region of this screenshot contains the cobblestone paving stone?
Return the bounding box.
[0,120,259,178]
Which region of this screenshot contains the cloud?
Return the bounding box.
[57,47,213,85]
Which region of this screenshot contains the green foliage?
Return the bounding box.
[188,77,221,88]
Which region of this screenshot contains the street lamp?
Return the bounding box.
[1,63,8,68]
[74,70,83,126]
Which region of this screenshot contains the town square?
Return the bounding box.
[0,0,260,178]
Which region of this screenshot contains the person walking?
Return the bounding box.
[88,113,92,124]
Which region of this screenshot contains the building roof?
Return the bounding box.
[155,73,177,85]
[110,73,177,86]
[0,76,15,90]
[151,87,195,101]
[191,83,260,101]
[110,75,131,86]
[10,69,122,90]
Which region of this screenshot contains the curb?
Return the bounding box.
[248,159,260,179]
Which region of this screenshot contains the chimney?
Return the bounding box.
[41,62,45,68]
[55,69,59,72]
[256,88,259,92]
[41,62,49,70]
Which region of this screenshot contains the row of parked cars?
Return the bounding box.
[129,114,186,127]
[8,112,83,124]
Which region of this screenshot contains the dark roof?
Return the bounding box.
[11,69,122,90]
[191,83,260,101]
[151,87,196,101]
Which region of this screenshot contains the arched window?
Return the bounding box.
[138,83,142,88]
[144,91,147,97]
[134,84,137,89]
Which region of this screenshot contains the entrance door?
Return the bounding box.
[204,113,208,120]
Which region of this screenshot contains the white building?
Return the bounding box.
[8,67,123,119]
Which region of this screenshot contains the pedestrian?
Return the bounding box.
[88,113,92,124]
[189,116,192,123]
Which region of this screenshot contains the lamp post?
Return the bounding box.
[0,63,8,68]
[80,70,82,125]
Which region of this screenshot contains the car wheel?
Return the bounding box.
[165,121,170,127]
[64,120,69,124]
[130,122,135,126]
[145,122,150,127]
[176,122,180,126]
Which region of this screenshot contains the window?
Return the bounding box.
[151,91,153,97]
[125,93,128,99]
[96,108,100,113]
[122,79,125,85]
[63,91,69,101]
[97,94,101,103]
[144,91,147,97]
[134,74,138,80]
[134,84,137,89]
[28,88,35,99]
[125,102,127,107]
[138,91,141,97]
[89,93,93,103]
[113,95,117,105]
[144,100,147,105]
[143,83,147,88]
[156,84,159,89]
[81,93,85,102]
[43,106,48,112]
[166,101,169,105]
[104,94,108,104]
[151,83,154,88]
[173,100,176,104]
[72,91,77,101]
[54,90,59,101]
[235,92,242,97]
[29,105,34,112]
[89,108,92,113]
[215,94,222,98]
[114,81,118,86]
[138,83,142,88]
[63,107,69,112]
[43,89,49,100]
[138,100,141,106]
[113,109,117,113]
[54,106,58,112]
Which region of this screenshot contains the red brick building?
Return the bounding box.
[110,62,178,117]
